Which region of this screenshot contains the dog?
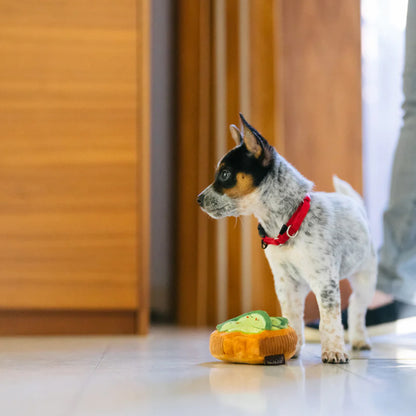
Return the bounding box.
[197,114,377,364]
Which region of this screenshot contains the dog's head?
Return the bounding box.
[197,114,275,219]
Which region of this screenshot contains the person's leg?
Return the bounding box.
[377,0,416,306]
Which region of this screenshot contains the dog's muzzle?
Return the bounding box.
[197,192,205,207]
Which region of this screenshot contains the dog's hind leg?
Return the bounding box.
[348,255,377,350]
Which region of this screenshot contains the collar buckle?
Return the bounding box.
[258,194,311,248]
[286,225,299,239]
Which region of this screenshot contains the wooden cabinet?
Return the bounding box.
[0,0,150,334]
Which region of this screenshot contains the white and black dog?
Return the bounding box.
[197,114,377,364]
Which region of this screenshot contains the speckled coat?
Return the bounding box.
[198,114,377,364]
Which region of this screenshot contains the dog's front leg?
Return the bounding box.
[274,276,309,357]
[310,278,349,364]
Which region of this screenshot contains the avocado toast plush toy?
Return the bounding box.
[210,310,297,365]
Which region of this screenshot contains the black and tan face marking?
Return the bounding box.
[213,143,273,198]
[197,114,275,218]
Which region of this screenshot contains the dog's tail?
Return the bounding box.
[332,175,364,206]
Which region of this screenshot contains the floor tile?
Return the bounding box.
[0,327,415,416]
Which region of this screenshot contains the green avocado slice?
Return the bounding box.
[216,310,272,334]
[270,316,289,329]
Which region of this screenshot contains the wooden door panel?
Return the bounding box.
[0,0,142,313]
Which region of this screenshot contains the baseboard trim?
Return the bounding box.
[0,310,140,335]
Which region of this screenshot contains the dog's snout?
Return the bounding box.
[197,193,205,206]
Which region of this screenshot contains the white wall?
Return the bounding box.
[362,0,408,250]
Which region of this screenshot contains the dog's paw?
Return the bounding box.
[351,340,371,351]
[321,350,349,364]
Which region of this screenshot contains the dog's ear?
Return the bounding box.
[239,113,273,166]
[229,124,243,146]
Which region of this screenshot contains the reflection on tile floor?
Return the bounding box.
[0,327,415,416]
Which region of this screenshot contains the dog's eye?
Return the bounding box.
[220,169,231,182]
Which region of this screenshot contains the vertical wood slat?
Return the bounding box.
[137,0,151,334]
[176,0,201,325]
[224,0,242,319]
[176,0,217,326]
[196,0,213,325]
[213,0,228,324]
[248,0,282,316]
[239,0,253,314]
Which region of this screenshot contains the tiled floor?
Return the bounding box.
[1,325,416,416]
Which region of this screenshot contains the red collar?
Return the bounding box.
[261,194,311,248]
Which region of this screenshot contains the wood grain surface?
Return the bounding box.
[281,0,362,192]
[0,0,146,315]
[176,0,218,326]
[0,310,137,335]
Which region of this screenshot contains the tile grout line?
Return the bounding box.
[336,364,380,384]
[62,342,111,416]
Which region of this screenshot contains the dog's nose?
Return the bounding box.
[197,193,205,206]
